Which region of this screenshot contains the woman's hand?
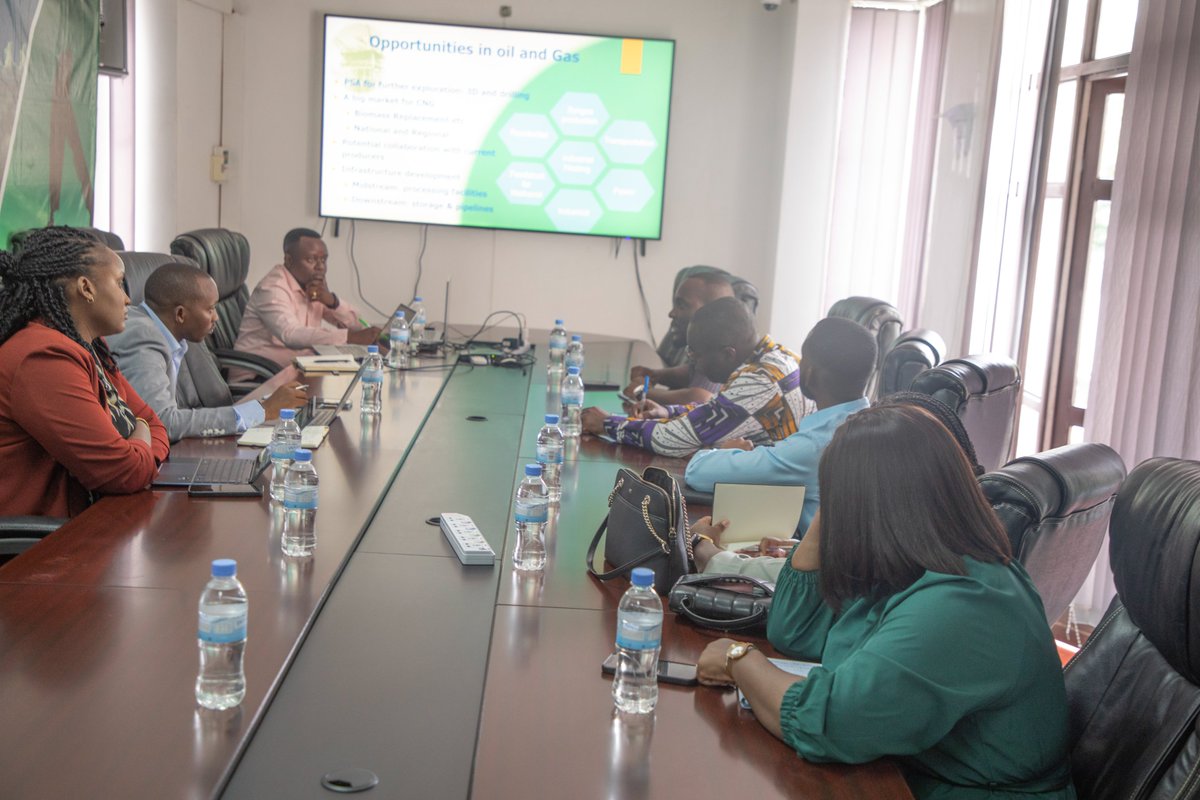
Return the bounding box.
[739,536,794,558]
[697,638,738,687]
[691,515,730,546]
[131,418,152,445]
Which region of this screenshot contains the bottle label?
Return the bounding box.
[549,334,567,352]
[363,370,383,384]
[514,499,548,524]
[561,390,584,407]
[270,443,294,462]
[615,611,662,650]
[391,330,410,345]
[198,610,247,643]
[536,444,564,465]
[284,486,319,510]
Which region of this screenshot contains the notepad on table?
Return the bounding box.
[237,425,330,449]
[712,483,806,549]
[738,658,821,710]
[293,355,359,373]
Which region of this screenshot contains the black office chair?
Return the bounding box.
[169,228,279,394]
[82,227,125,251]
[1063,457,1200,799]
[879,328,946,396]
[119,250,199,304]
[910,355,1021,473]
[826,297,904,399]
[657,266,760,367]
[979,443,1126,624]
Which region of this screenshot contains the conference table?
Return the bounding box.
[0,331,913,799]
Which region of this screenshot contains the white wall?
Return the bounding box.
[132,0,178,249]
[175,0,223,233]
[189,0,799,344]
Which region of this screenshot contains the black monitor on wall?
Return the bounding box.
[319,15,675,239]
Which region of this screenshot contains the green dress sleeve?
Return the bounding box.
[778,570,1040,764]
[765,563,836,661]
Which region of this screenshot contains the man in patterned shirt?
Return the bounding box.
[581,296,807,458]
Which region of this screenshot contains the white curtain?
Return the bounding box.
[822,7,922,316]
[1076,0,1200,622]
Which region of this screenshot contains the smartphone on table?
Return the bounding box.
[188,484,263,498]
[601,652,699,686]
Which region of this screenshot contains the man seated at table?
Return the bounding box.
[625,266,739,406]
[581,296,806,458]
[233,227,381,374]
[108,263,308,442]
[685,316,876,537]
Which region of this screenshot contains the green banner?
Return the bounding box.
[0,0,98,247]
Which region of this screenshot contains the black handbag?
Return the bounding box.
[668,573,774,634]
[586,466,694,594]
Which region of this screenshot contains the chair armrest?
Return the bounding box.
[0,516,66,556]
[210,349,282,382]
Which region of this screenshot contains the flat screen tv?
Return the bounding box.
[320,15,675,239]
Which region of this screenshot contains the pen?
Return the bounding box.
[643,375,650,397]
[358,316,370,328]
[309,358,352,363]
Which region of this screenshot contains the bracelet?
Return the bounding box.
[135,417,150,428]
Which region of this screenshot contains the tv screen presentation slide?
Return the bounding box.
[320,16,675,239]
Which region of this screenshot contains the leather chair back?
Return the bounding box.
[1063,457,1200,799]
[826,297,904,399]
[83,227,125,251]
[910,355,1020,472]
[170,229,251,351]
[118,251,200,305]
[880,328,946,396]
[979,443,1126,624]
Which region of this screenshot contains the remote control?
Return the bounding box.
[439,513,496,566]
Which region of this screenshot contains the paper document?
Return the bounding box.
[712,483,806,542]
[739,659,820,710]
[293,355,359,373]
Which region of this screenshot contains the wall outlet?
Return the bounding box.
[210,146,229,183]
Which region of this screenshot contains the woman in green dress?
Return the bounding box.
[697,404,1075,799]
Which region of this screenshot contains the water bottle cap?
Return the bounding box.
[525,463,543,477]
[279,408,296,420]
[555,319,564,325]
[544,414,560,424]
[567,366,580,375]
[630,567,654,587]
[211,558,237,577]
[292,449,313,462]
[414,296,423,302]
[394,311,405,319]
[366,345,379,354]
[571,334,582,341]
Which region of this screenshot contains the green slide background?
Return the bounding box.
[460,38,673,238]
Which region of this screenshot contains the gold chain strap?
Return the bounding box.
[680,490,695,565]
[608,476,625,506]
[640,496,670,553]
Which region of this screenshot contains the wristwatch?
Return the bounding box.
[725,641,757,675]
[691,531,715,548]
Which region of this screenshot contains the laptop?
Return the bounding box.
[298,359,366,428]
[314,301,415,358]
[153,443,273,488]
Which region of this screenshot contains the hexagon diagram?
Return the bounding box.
[498,113,558,158]
[545,190,603,234]
[599,120,657,166]
[496,163,556,206]
[550,92,610,138]
[597,170,654,214]
[548,142,606,187]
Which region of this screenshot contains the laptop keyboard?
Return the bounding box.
[193,458,257,485]
[307,407,337,428]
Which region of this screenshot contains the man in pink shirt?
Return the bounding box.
[234,228,382,373]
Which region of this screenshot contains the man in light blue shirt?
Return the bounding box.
[685,317,878,539]
[108,263,306,442]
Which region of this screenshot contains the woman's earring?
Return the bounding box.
[86,295,95,304]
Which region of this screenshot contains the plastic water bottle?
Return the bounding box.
[281,449,318,557]
[561,365,585,438]
[613,567,662,714]
[548,320,568,368]
[565,334,585,371]
[513,463,549,571]
[269,408,301,502]
[410,296,427,349]
[196,558,248,710]
[536,414,565,502]
[360,344,383,415]
[387,311,410,369]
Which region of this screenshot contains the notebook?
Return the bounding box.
[238,362,365,448]
[711,483,806,548]
[294,354,359,373]
[738,659,821,710]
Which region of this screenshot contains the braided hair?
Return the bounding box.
[0,226,117,369]
[878,390,986,476]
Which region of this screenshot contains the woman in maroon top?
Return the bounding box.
[0,227,170,517]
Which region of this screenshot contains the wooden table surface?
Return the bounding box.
[0,334,913,800]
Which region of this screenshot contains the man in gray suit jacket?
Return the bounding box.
[108,263,307,442]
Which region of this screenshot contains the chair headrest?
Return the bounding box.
[169,229,250,298]
[912,354,1020,400]
[981,443,1126,519]
[118,251,201,305]
[1109,458,1200,682]
[891,328,946,364]
[82,227,125,251]
[826,296,903,332]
